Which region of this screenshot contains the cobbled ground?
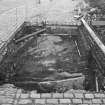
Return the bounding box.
[0,84,105,105]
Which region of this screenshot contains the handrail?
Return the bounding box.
[81,18,105,55]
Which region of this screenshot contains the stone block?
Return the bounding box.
[46,99,59,104]
[30,92,40,98]
[92,99,102,104]
[72,99,82,104]
[59,99,71,103]
[83,99,92,104]
[18,99,32,105]
[0,97,13,104]
[74,93,84,98]
[41,93,52,98]
[94,93,105,98]
[53,93,63,98]
[35,99,46,104]
[20,93,29,98]
[64,93,74,98]
[85,94,94,99]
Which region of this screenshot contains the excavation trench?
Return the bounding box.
[0,23,94,93]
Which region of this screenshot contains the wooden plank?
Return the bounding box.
[15,28,46,43]
[81,18,105,55]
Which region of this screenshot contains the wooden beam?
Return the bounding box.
[15,28,46,43]
[81,18,105,55]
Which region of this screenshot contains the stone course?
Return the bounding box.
[0,85,105,105]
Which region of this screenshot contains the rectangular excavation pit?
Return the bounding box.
[0,22,89,93]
